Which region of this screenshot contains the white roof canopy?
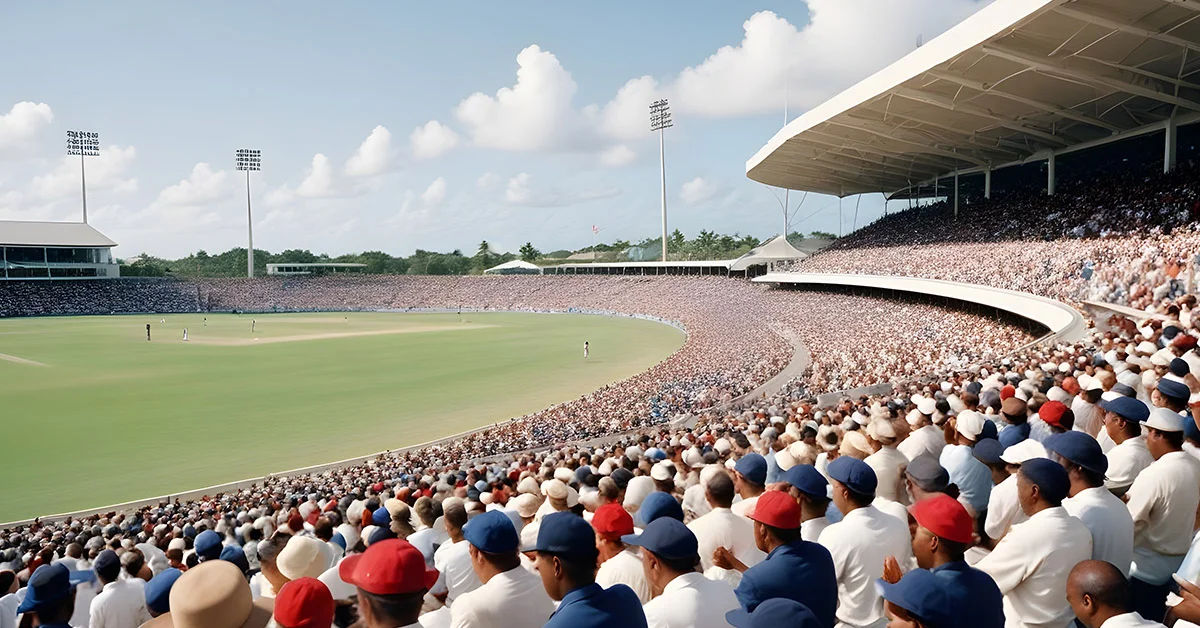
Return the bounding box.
[0,221,117,247]
[484,259,543,273]
[729,235,808,271]
[746,0,1200,197]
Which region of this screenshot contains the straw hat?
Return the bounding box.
[143,560,273,628]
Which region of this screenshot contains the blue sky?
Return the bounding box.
[0,1,989,258]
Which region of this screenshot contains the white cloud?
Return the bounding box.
[410,121,460,160]
[297,153,336,197]
[455,45,590,151]
[421,177,447,207]
[156,163,237,207]
[29,145,138,200]
[0,102,54,157]
[476,172,501,189]
[598,76,662,141]
[503,172,619,207]
[598,145,636,168]
[680,177,720,204]
[345,125,393,177]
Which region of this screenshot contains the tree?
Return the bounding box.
[519,242,541,262]
[808,231,837,239]
[669,229,686,251]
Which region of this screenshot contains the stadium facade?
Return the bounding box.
[0,220,119,280]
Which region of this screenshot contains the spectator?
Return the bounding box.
[89,550,151,628]
[625,517,739,628]
[533,512,647,628]
[450,511,554,628]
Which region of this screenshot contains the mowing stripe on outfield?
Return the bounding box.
[0,353,47,366]
[187,324,496,346]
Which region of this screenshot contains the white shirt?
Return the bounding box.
[1099,612,1167,628]
[818,505,914,628]
[1063,486,1135,577]
[865,446,910,505]
[976,507,1093,628]
[801,517,831,543]
[642,572,740,628]
[730,494,760,519]
[449,565,555,628]
[0,593,18,628]
[1071,397,1103,438]
[89,578,151,628]
[940,443,993,514]
[682,483,711,522]
[898,424,945,461]
[985,474,1027,540]
[408,526,439,565]
[433,539,482,605]
[1106,436,1154,493]
[1128,450,1200,585]
[595,547,652,603]
[872,497,909,527]
[687,507,765,574]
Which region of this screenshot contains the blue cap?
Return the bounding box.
[1187,413,1200,442]
[827,456,878,496]
[219,544,249,573]
[876,569,954,628]
[93,549,119,575]
[331,532,347,550]
[1099,396,1150,422]
[1045,431,1108,475]
[1158,378,1190,402]
[182,524,196,539]
[1171,358,1191,378]
[1165,325,1182,339]
[463,510,519,554]
[371,505,391,527]
[973,438,1004,465]
[634,492,684,528]
[621,517,698,562]
[16,563,93,615]
[1111,383,1137,398]
[144,568,182,614]
[532,512,597,560]
[735,453,768,486]
[1020,458,1070,503]
[194,530,223,561]
[1093,354,1108,367]
[979,418,999,441]
[726,599,823,628]
[784,465,828,499]
[368,526,396,546]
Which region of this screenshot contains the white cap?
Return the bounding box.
[1146,408,1186,432]
[867,418,896,441]
[955,411,985,441]
[714,438,732,455]
[1047,386,1071,403]
[553,467,574,484]
[1000,439,1048,465]
[650,461,675,481]
[513,493,541,518]
[541,479,568,500]
[917,398,937,415]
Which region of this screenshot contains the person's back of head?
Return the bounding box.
[444,501,468,534]
[121,548,146,580]
[1067,560,1129,628]
[414,497,436,528]
[704,469,735,509]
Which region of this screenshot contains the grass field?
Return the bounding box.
[0,311,685,522]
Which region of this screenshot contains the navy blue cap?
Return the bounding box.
[1158,378,1190,402]
[93,549,119,574]
[371,505,391,527]
[726,599,823,628]
[368,526,396,546]
[827,456,877,496]
[194,530,223,561]
[1100,396,1149,422]
[621,517,698,562]
[979,418,999,441]
[1093,354,1108,367]
[1172,358,1191,378]
[876,569,954,628]
[182,524,196,539]
[1188,413,1200,442]
[533,512,598,560]
[973,438,1004,465]
[610,468,634,490]
[735,453,768,486]
[144,568,182,614]
[965,381,983,395]
[463,510,519,554]
[1111,383,1137,398]
[1020,458,1070,503]
[331,532,346,550]
[634,492,684,528]
[784,465,828,499]
[1165,325,1182,340]
[16,563,93,615]
[219,544,249,574]
[1045,431,1108,475]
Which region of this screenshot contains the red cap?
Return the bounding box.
[592,503,634,541]
[746,490,801,530]
[1062,377,1080,396]
[339,539,438,596]
[372,482,385,493]
[286,512,304,534]
[1175,335,1198,351]
[909,494,973,544]
[1039,401,1068,428]
[1000,385,1016,400]
[274,577,335,628]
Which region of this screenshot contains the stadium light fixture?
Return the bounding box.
[66,130,100,224]
[649,99,673,262]
[235,149,262,278]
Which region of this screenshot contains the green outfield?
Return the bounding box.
[0,311,685,522]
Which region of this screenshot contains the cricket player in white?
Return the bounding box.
[584,341,589,358]
[182,328,188,341]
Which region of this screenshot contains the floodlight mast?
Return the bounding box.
[235,149,262,278]
[66,130,100,223]
[649,99,673,262]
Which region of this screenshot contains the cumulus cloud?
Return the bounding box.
[503,172,619,207]
[476,172,501,189]
[680,177,720,204]
[410,121,460,160]
[345,125,393,177]
[0,102,54,157]
[421,177,447,207]
[266,153,340,205]
[156,163,237,207]
[29,145,138,200]
[598,145,636,168]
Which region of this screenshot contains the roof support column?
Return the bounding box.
[1166,114,1179,173]
[984,166,992,200]
[1047,152,1056,196]
[954,169,960,219]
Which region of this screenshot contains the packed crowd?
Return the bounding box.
[0,280,199,318]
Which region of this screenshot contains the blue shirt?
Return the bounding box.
[735,540,837,628]
[998,422,1031,448]
[939,444,992,513]
[930,560,1004,628]
[544,582,647,628]
[765,451,782,485]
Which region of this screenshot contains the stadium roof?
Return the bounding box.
[728,235,808,271]
[483,259,543,274]
[746,0,1200,198]
[0,220,117,248]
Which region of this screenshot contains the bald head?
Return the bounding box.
[1067,560,1129,628]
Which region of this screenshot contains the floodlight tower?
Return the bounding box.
[66,130,100,223]
[649,99,673,262]
[235,149,262,278]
